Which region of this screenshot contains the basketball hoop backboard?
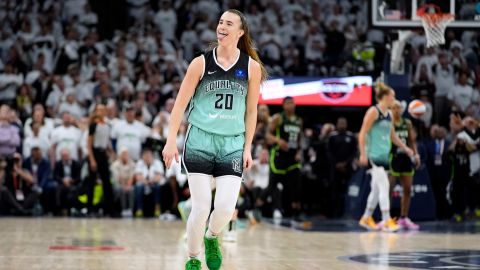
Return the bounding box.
[371,0,480,29]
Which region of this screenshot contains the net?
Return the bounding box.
[417,4,454,48]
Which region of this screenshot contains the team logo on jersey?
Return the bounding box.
[319,81,353,103]
[235,68,246,78]
[232,157,242,173]
[339,250,480,269]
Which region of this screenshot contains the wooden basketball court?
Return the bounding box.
[1,218,479,270]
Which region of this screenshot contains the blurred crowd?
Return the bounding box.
[0,0,479,221]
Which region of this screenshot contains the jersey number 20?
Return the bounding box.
[215,94,233,110]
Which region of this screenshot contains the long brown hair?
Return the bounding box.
[213,9,268,82]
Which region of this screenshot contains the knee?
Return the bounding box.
[191,204,211,220]
[214,204,236,218]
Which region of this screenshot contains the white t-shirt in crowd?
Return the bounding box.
[248,160,270,189]
[111,120,150,161]
[135,159,165,184]
[305,33,325,61]
[58,101,85,119]
[433,64,455,97]
[448,84,478,112]
[153,8,177,41]
[23,135,51,158]
[51,125,82,161]
[165,156,187,187]
[24,117,55,140]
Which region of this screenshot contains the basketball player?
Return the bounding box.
[389,100,421,230]
[162,9,266,270]
[265,96,302,220]
[358,83,414,232]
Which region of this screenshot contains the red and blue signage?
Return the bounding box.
[259,76,372,106]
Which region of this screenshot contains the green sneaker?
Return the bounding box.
[204,236,222,270]
[185,258,202,270]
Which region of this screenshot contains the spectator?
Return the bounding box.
[50,112,82,164]
[433,52,455,126]
[3,153,40,213]
[57,90,85,120]
[448,71,478,114]
[153,98,175,139]
[153,0,177,41]
[15,84,33,121]
[133,148,164,218]
[111,104,150,161]
[53,148,82,215]
[245,149,270,216]
[426,125,451,219]
[110,147,136,216]
[45,76,67,117]
[0,105,21,191]
[24,104,55,141]
[0,105,21,158]
[327,117,357,217]
[23,122,50,159]
[0,63,23,106]
[22,146,53,213]
[0,157,29,215]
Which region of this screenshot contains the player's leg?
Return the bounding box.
[204,175,241,270]
[182,125,216,269]
[374,166,399,232]
[359,168,380,230]
[186,174,212,258]
[397,174,419,229]
[223,209,238,242]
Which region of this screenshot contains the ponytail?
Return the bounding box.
[374,82,393,101]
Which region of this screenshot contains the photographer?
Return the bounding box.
[4,153,40,213]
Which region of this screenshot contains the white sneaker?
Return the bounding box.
[273,209,283,220]
[223,230,237,242]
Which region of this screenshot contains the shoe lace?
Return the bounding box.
[205,239,221,260]
[188,259,201,270]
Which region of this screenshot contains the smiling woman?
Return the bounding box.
[161,9,266,270]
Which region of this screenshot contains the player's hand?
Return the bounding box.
[278,138,289,151]
[243,151,253,171]
[359,154,368,167]
[414,154,421,169]
[404,147,414,158]
[90,159,97,172]
[162,141,179,170]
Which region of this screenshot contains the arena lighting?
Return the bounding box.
[259,76,373,106]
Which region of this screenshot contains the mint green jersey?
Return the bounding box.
[187,48,250,136]
[366,106,392,164]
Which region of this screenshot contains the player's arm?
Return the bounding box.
[166,56,203,143]
[295,118,304,162]
[406,120,418,155]
[244,60,262,155]
[358,107,377,161]
[163,56,203,168]
[265,114,281,146]
[406,120,421,166]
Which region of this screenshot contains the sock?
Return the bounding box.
[363,208,374,219]
[205,229,217,239]
[382,210,391,222]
